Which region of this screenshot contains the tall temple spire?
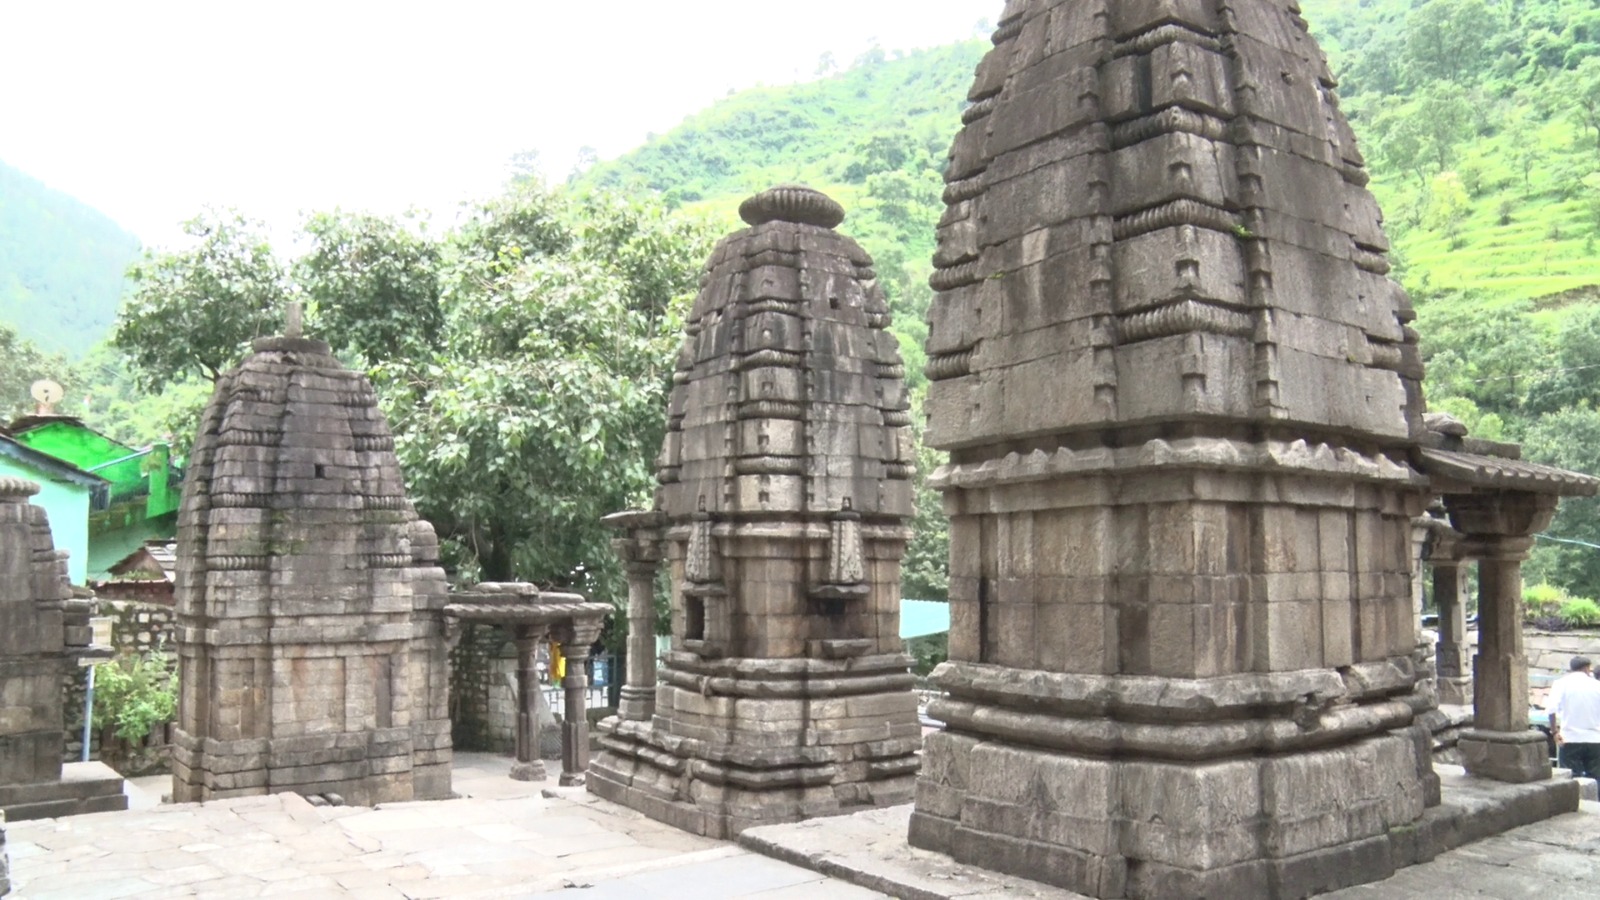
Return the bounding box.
[590,185,922,838]
[923,0,1421,452]
[910,3,1438,896]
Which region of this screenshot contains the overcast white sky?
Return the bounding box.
[1,0,997,246]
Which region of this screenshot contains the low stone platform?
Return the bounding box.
[0,762,127,823]
[740,767,1599,900]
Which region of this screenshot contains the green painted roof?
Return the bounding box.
[0,434,107,490]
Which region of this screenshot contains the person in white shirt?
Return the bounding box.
[1549,656,1600,779]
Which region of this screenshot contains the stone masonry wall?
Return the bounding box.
[448,624,517,755]
[448,623,573,759]
[1466,629,1600,680]
[61,600,177,769]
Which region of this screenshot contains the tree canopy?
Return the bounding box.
[114,181,715,605]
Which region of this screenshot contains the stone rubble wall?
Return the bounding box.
[61,600,177,767]
[449,623,600,759]
[1465,630,1600,680]
[448,624,519,755]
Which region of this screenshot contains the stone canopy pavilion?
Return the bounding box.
[908,0,1597,897]
[589,185,922,838]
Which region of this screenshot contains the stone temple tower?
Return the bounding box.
[912,1,1437,896]
[172,330,453,805]
[0,479,126,821]
[589,185,922,838]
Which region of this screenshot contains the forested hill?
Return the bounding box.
[584,40,990,376]
[0,159,140,356]
[587,0,1600,344]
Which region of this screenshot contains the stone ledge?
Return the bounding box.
[0,762,127,823]
[740,768,1583,900]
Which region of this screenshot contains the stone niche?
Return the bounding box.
[589,185,922,838]
[170,333,452,805]
[0,478,127,821]
[910,1,1444,896]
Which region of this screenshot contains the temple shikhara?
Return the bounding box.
[170,330,454,805]
[590,185,924,837]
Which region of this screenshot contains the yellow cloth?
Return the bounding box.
[549,641,566,681]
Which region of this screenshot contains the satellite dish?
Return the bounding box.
[30,379,64,413]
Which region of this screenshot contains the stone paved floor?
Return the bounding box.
[5,754,886,900]
[9,755,1600,899]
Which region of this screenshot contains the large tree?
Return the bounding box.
[114,182,714,598]
[0,323,73,421]
[112,212,289,390]
[373,186,714,587]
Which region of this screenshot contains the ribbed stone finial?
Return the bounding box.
[0,477,41,500]
[738,185,845,229]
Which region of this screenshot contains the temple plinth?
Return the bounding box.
[589,185,922,838]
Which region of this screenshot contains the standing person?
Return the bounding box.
[1550,656,1600,779]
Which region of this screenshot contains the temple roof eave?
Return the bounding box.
[1417,447,1600,499]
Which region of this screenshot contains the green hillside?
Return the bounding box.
[585,41,989,377]
[0,159,140,356]
[1308,0,1600,312]
[588,0,1600,335]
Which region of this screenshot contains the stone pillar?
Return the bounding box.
[619,562,658,721]
[511,626,547,782]
[1449,491,1557,783]
[557,623,603,786]
[604,511,666,722]
[1473,547,1530,733]
[1434,561,1470,679]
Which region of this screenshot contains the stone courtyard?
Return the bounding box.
[2,754,1597,899]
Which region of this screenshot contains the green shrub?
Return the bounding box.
[92,647,177,742]
[1559,597,1600,629]
[1524,583,1568,620]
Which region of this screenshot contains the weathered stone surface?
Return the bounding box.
[591,186,920,838]
[171,333,451,806]
[912,2,1443,895]
[0,479,127,822]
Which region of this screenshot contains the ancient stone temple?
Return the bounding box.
[589,185,921,838]
[171,328,453,805]
[0,478,126,821]
[912,1,1442,895]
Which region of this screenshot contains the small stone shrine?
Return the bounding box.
[171,323,453,805]
[909,1,1592,896]
[1414,415,1598,781]
[443,583,610,786]
[0,478,126,821]
[589,185,922,838]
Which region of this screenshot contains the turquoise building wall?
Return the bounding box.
[0,457,93,584]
